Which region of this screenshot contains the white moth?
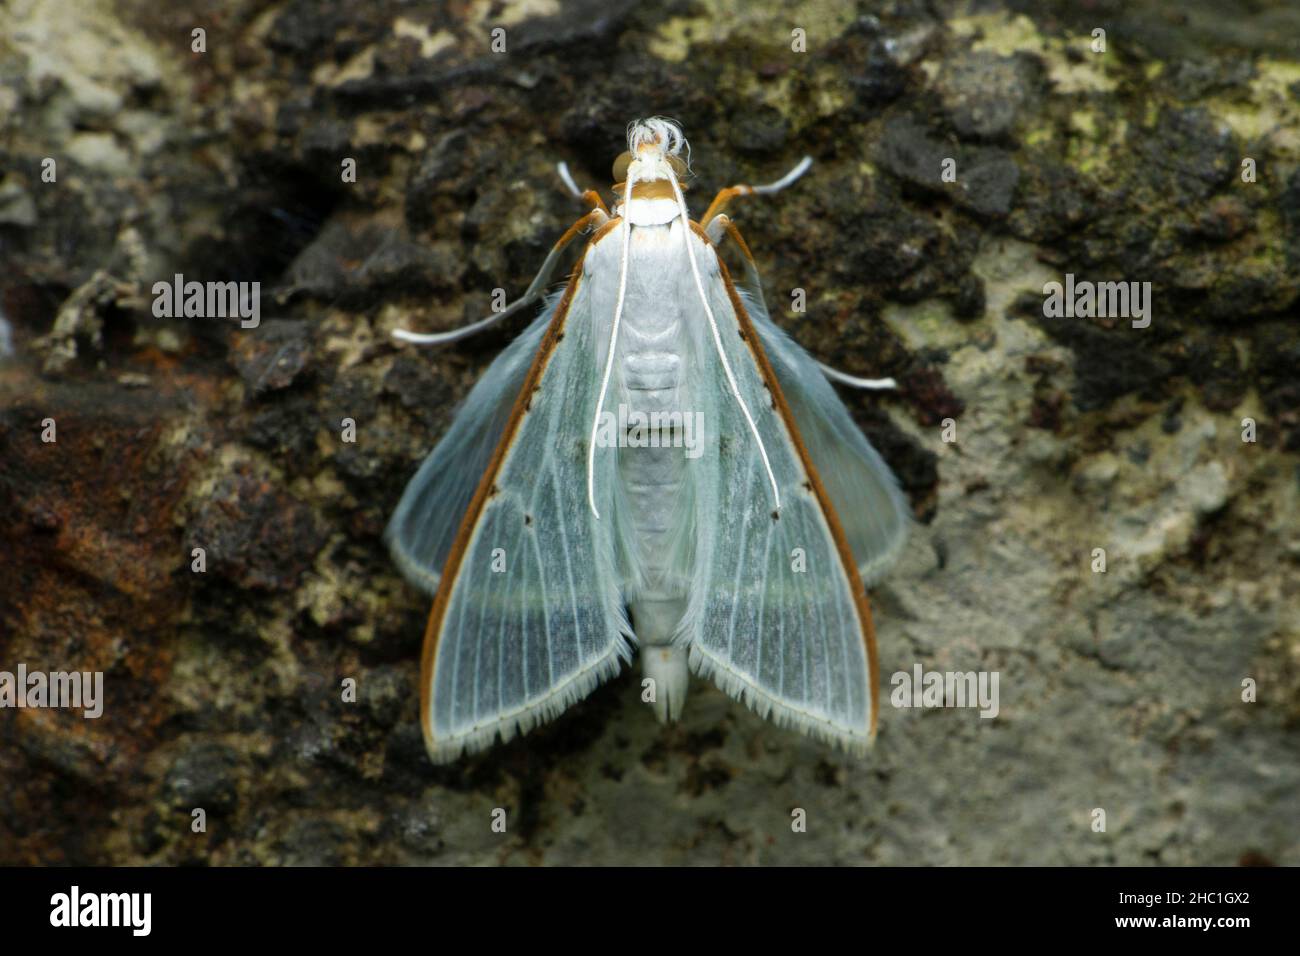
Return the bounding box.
[388,118,909,763]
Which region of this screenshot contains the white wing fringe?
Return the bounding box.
[688,645,873,757]
[428,646,630,763]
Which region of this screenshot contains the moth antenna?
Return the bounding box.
[664,163,781,513]
[587,171,637,519]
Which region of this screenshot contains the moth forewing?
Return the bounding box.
[417,250,633,763]
[681,231,880,751]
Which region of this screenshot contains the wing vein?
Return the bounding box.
[528,520,553,695]
[549,462,584,668]
[500,513,528,717]
[725,450,757,663]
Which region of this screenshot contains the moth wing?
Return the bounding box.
[386,306,552,595]
[418,268,632,762]
[684,234,880,751]
[732,271,910,583]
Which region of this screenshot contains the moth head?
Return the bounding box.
[612,117,690,191]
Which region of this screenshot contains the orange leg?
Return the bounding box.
[555,207,609,247]
[699,213,757,273]
[580,189,610,216]
[556,162,610,215]
[702,155,813,223]
[701,186,755,226]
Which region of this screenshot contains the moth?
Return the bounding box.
[387,118,909,763]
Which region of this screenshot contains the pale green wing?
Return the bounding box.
[680,232,881,752]
[401,273,632,762]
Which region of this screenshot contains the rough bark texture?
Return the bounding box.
[1,0,1297,865]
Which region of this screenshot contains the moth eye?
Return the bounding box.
[612,151,632,183]
[668,155,688,178]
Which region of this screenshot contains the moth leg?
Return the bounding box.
[702,213,759,276]
[557,161,610,216]
[700,155,813,223]
[706,213,897,392]
[703,214,728,246]
[393,206,608,346]
[815,363,897,391]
